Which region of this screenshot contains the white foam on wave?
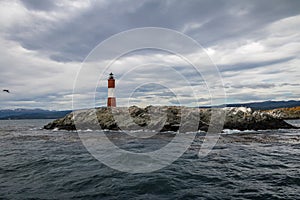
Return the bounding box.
[83,129,93,132]
[285,119,300,128]
[222,129,254,135]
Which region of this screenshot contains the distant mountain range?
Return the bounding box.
[225,100,300,110]
[199,100,300,110]
[1,100,299,120]
[0,109,72,120]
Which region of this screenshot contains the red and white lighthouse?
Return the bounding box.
[107,72,116,107]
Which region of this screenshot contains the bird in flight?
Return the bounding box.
[3,89,10,93]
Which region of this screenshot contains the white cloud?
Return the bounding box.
[0,36,80,110]
[0,0,29,31]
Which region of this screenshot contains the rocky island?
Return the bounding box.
[44,106,298,132]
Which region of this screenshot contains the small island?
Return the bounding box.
[44,106,299,132]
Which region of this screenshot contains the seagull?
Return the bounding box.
[3,89,10,93]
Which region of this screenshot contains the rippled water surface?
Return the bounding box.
[1,119,300,199]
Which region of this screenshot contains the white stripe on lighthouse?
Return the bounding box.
[108,88,115,97]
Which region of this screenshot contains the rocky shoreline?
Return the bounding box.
[44,106,298,132]
[262,106,300,120]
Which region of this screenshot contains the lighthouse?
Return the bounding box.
[107,72,116,107]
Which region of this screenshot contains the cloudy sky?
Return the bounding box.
[0,0,299,110]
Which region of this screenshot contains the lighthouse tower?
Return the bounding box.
[107,72,116,107]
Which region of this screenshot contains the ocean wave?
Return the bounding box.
[222,129,255,135]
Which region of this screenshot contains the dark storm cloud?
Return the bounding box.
[192,0,300,44]
[7,0,300,62]
[220,56,296,72]
[280,83,300,87]
[225,83,276,89]
[20,0,57,11]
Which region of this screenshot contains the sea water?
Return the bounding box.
[0,119,300,199]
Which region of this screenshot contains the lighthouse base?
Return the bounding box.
[107,97,116,107]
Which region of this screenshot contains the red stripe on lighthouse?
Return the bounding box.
[108,79,115,88]
[107,97,116,107]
